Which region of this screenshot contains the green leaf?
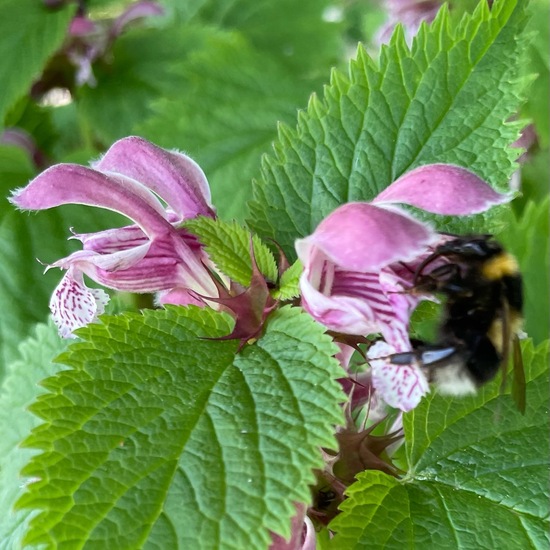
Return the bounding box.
[518,147,550,209]
[273,260,302,301]
[18,306,345,548]
[87,0,136,9]
[184,217,278,285]
[329,472,411,547]
[194,0,343,73]
[521,0,550,147]
[0,145,35,206]
[0,0,75,126]
[141,0,345,221]
[78,24,210,145]
[329,339,550,548]
[408,300,440,342]
[140,31,332,222]
[162,0,207,23]
[4,98,58,161]
[48,101,89,160]
[248,0,530,260]
[0,321,67,550]
[497,197,550,344]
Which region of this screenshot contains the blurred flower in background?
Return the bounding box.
[33,0,164,100]
[376,0,442,45]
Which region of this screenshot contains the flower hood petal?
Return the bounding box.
[93,136,215,219]
[296,202,437,272]
[10,164,173,238]
[373,164,511,214]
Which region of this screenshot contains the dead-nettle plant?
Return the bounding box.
[5,0,548,549]
[12,138,510,402]
[7,138,516,545]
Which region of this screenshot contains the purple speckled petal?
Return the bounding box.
[94,136,214,219]
[373,164,511,214]
[50,267,109,338]
[368,341,429,411]
[296,202,437,272]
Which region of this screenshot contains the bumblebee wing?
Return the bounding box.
[499,298,526,414]
[511,334,526,414]
[498,298,511,396]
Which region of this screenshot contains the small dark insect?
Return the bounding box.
[315,488,338,511]
[389,234,526,412]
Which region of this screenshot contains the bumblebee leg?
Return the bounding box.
[388,346,458,384]
[385,344,477,390]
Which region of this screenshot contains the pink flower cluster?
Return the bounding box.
[11,136,509,412]
[67,1,164,87]
[296,165,510,410]
[10,136,219,338]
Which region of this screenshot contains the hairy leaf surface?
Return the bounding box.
[0,1,74,126]
[18,306,345,549]
[184,217,278,286]
[0,322,67,549]
[329,340,550,548]
[248,0,529,259]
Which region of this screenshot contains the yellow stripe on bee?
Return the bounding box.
[481,253,519,280]
[488,311,523,354]
[488,319,505,353]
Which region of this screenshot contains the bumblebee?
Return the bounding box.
[389,235,525,410]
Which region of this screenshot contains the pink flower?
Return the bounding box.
[67,1,164,87]
[10,136,218,338]
[0,127,47,169]
[270,504,316,550]
[295,164,510,410]
[376,0,443,46]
